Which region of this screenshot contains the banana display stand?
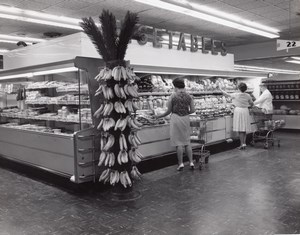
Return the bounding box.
[80,10,143,200]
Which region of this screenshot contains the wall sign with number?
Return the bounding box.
[277,39,300,51]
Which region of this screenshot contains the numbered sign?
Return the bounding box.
[277,39,300,51]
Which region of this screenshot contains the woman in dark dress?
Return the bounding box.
[156,78,195,170]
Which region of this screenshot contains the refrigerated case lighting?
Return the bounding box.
[0,67,78,80]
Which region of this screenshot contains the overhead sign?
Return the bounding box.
[135,26,228,56]
[277,39,300,51]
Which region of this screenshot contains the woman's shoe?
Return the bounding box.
[190,163,195,170]
[237,145,246,150]
[177,164,184,171]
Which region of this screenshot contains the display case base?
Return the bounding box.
[107,185,142,202]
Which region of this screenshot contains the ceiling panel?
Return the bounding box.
[235,1,269,11]
[0,0,24,7]
[54,0,91,11]
[201,1,243,13]
[14,0,53,10]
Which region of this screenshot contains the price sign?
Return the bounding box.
[277,39,300,51]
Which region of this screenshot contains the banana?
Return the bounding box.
[95,85,103,96]
[114,171,120,183]
[94,104,104,118]
[112,66,119,81]
[104,69,112,80]
[114,118,121,131]
[129,149,141,163]
[130,166,142,180]
[104,151,110,166]
[108,152,115,167]
[95,68,105,81]
[103,134,115,151]
[132,100,139,111]
[119,134,124,151]
[124,171,132,187]
[103,103,113,116]
[133,132,142,144]
[117,150,123,165]
[114,101,126,114]
[135,149,144,159]
[120,117,128,131]
[97,119,104,130]
[98,151,107,166]
[119,172,127,188]
[121,150,128,163]
[128,117,141,130]
[130,134,139,148]
[127,85,139,97]
[133,118,143,128]
[114,84,121,98]
[123,84,130,96]
[133,166,142,176]
[120,66,127,81]
[99,168,110,182]
[107,87,114,100]
[119,87,126,99]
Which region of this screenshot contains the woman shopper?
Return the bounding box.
[155,78,195,171]
[220,82,253,150]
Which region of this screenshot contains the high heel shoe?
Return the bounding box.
[177,164,184,171]
[189,162,195,170]
[237,145,246,150]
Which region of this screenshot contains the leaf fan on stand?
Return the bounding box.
[80,10,143,188]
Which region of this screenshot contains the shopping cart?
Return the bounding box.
[250,107,285,149]
[190,116,210,170]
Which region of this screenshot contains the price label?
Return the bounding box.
[277,39,300,51]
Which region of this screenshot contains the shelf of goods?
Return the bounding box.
[133,74,258,159]
[264,80,300,130]
[0,58,99,183]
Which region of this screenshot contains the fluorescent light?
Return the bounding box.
[0,49,9,53]
[188,2,279,33]
[134,0,279,38]
[33,67,78,76]
[234,65,300,75]
[0,73,33,80]
[0,67,78,80]
[291,57,300,61]
[286,60,300,65]
[0,34,45,43]
[0,5,82,30]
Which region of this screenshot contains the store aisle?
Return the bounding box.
[0,132,300,235]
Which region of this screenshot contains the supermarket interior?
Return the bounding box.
[0,0,300,234]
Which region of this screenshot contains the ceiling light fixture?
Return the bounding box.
[234,65,300,75]
[0,5,82,30]
[0,67,78,80]
[0,49,9,53]
[133,0,279,38]
[291,56,300,60]
[286,60,300,65]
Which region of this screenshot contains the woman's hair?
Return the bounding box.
[172,77,185,88]
[238,82,247,92]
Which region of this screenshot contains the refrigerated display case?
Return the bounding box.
[0,58,105,183]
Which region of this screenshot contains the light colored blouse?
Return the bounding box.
[254,89,273,114]
[230,92,253,108]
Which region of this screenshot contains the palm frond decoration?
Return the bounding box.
[117,11,139,61]
[79,17,110,61]
[99,10,118,60]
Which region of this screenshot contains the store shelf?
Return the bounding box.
[273,100,300,102]
[25,100,90,105]
[0,113,92,124]
[269,89,300,91]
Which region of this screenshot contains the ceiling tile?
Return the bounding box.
[54,0,91,11]
[15,0,53,10]
[249,6,281,15]
[235,1,269,11]
[42,6,78,16]
[262,0,286,5]
[0,0,24,7]
[29,0,65,4]
[201,1,243,13]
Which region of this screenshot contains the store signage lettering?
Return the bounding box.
[136,26,227,56]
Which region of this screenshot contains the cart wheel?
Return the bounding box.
[250,141,254,146]
[199,164,202,170]
[264,143,269,149]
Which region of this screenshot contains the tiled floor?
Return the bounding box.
[0,132,300,235]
